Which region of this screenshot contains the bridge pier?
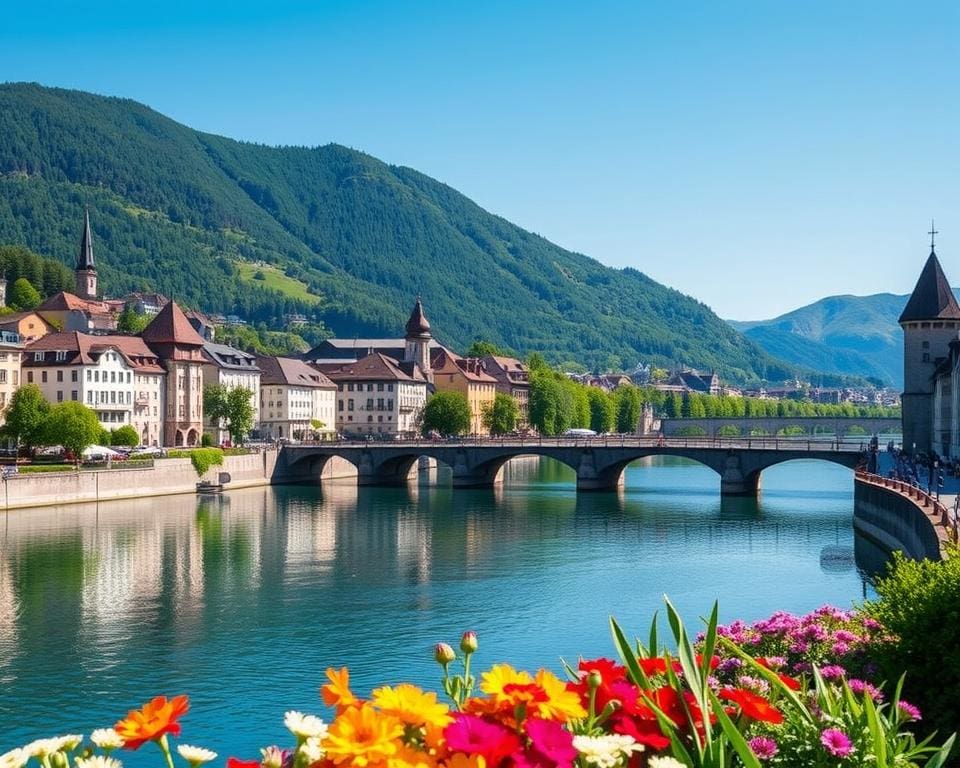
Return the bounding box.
[576,452,624,492]
[719,453,761,496]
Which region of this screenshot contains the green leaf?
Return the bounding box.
[709,688,761,768]
[609,616,651,689]
[924,733,956,768]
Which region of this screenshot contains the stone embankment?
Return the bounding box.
[853,470,954,561]
[0,450,357,510]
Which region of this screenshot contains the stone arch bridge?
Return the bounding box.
[274,437,864,496]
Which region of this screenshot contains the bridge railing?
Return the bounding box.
[291,434,863,452]
[855,469,958,544]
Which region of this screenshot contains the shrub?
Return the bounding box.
[200,432,214,447]
[863,549,960,739]
[166,447,224,476]
[675,425,707,437]
[110,425,140,447]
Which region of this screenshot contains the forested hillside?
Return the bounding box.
[731,293,914,387]
[0,83,795,380]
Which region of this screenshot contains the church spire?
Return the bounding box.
[76,207,95,271]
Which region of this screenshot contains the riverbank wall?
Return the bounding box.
[853,471,951,561]
[0,450,358,510]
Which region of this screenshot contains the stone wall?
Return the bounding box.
[0,450,357,510]
[853,476,948,561]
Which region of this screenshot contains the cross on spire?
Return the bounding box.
[929,219,939,251]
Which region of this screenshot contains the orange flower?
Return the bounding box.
[114,695,189,750]
[371,683,452,730]
[323,702,403,766]
[323,667,359,713]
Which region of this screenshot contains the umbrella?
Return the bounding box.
[82,444,122,458]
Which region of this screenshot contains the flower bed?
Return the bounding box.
[4,598,954,768]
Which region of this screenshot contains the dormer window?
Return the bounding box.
[55,351,67,362]
[33,351,43,362]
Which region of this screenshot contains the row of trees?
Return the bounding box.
[420,392,521,437]
[0,385,128,459]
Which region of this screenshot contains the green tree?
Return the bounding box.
[528,371,573,436]
[44,402,101,461]
[482,393,519,435]
[204,384,255,444]
[110,425,140,447]
[422,391,472,436]
[9,277,41,310]
[466,340,506,358]
[117,306,150,334]
[615,385,642,433]
[2,384,51,451]
[587,388,616,434]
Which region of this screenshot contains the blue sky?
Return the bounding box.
[2,0,958,319]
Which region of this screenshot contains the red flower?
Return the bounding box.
[720,688,784,724]
[611,713,671,751]
[777,673,801,691]
[578,657,626,686]
[226,760,260,768]
[444,713,521,764]
[638,657,668,676]
[114,695,189,750]
[696,654,720,670]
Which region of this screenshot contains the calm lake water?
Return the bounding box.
[0,457,875,756]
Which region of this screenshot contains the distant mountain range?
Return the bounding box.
[0,82,802,382]
[729,291,941,388]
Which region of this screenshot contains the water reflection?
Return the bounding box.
[0,457,873,756]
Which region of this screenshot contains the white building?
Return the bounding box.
[256,356,337,440]
[22,332,166,444]
[322,352,429,438]
[201,342,261,444]
[0,331,23,422]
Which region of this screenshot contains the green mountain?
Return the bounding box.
[729,293,913,387]
[0,82,793,380]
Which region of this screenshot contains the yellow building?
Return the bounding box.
[0,311,55,343]
[431,349,498,435]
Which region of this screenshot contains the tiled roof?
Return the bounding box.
[141,301,205,346]
[432,349,498,383]
[899,250,960,322]
[202,342,260,371]
[324,352,428,383]
[36,291,116,314]
[257,356,336,388]
[23,332,165,373]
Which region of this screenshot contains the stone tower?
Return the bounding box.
[899,243,960,455]
[75,208,98,300]
[404,297,433,383]
[141,300,206,447]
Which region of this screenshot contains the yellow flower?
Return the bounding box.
[478,664,533,703]
[533,669,588,721]
[372,684,451,729]
[323,702,404,767]
[322,667,359,713]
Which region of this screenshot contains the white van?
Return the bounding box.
[563,428,598,437]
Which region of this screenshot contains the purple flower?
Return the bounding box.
[820,664,846,680]
[834,630,858,644]
[748,736,778,760]
[862,617,882,630]
[718,657,743,675]
[848,679,883,701]
[898,701,922,721]
[831,642,850,656]
[821,728,854,757]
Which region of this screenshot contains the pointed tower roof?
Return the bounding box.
[899,249,960,323]
[76,208,95,272]
[404,297,431,338]
[141,300,205,346]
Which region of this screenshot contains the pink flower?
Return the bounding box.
[444,714,521,763]
[897,701,922,721]
[523,718,577,768]
[821,728,854,757]
[847,679,882,701]
[748,736,778,760]
[819,665,846,680]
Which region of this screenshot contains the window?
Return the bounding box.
[367,383,374,392]
[366,398,373,410]
[367,415,373,422]
[27,372,33,383]
[41,371,47,383]
[378,415,383,422]
[377,398,384,409]
[347,383,354,391]
[71,391,77,401]
[87,392,93,404]
[388,383,393,392]
[338,400,343,411]
[55,351,67,362]
[94,371,99,383]
[923,353,931,363]
[33,352,43,362]
[111,371,116,383]
[388,399,394,410]
[72,370,78,382]
[348,399,354,411]
[377,383,384,391]
[57,391,63,402]
[0,371,5,384]
[56,370,63,382]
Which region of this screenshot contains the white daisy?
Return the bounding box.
[648,757,688,768]
[299,737,324,764]
[23,737,78,759]
[176,745,218,766]
[260,746,284,768]
[90,729,124,750]
[283,711,328,740]
[74,756,123,768]
[0,748,27,768]
[573,734,644,768]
